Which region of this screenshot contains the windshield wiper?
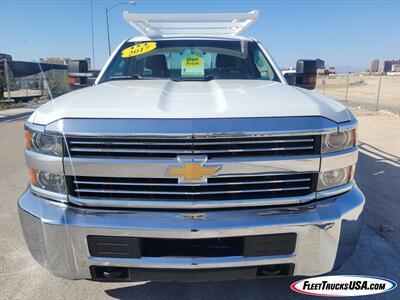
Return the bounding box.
[172,75,214,82]
[108,74,143,81]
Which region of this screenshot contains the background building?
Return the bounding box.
[392,60,400,72]
[39,57,92,69]
[383,60,393,73]
[315,58,325,69]
[370,59,379,73]
[40,57,69,65]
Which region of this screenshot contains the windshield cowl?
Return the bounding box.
[171,75,215,82]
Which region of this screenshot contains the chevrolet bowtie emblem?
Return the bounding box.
[166,156,221,183]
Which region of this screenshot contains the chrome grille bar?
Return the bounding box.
[69,146,314,154]
[74,186,311,195]
[68,173,316,207]
[68,193,317,209]
[69,138,314,146]
[73,178,311,187]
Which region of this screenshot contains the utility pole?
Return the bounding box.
[106,8,111,56]
[90,0,95,69]
[345,73,350,102]
[376,72,383,111]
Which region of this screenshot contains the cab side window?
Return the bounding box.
[253,49,275,81]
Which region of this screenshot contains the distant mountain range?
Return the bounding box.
[281,65,368,74]
[334,66,367,73]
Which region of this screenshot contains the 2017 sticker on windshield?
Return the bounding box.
[121,42,157,58]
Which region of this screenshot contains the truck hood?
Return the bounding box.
[31,80,351,125]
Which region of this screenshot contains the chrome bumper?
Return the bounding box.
[18,186,364,280]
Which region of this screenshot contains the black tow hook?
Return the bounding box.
[103,269,123,279]
[257,265,282,276]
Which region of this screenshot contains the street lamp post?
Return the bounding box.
[106,1,136,56]
[90,0,95,69]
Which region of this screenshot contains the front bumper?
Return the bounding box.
[18,186,364,281]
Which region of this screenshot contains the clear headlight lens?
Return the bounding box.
[321,129,357,153]
[28,168,67,194]
[318,165,354,191]
[25,129,63,156]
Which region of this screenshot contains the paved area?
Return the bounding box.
[0,115,399,300]
[0,104,39,121]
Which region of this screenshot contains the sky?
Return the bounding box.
[1,0,399,71]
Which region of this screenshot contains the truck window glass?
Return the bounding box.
[99,40,279,83]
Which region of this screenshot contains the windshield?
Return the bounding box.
[99,39,279,83]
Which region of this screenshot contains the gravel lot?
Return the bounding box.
[0,114,399,300]
[315,75,400,114]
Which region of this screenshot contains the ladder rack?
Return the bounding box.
[123,11,259,37]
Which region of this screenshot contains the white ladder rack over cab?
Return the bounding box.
[123,10,259,37]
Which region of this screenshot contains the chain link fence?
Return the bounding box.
[2,64,399,115]
[1,69,70,102]
[315,74,399,114]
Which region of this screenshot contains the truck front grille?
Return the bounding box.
[66,135,319,159]
[68,173,316,201]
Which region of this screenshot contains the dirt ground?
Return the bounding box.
[315,75,400,114]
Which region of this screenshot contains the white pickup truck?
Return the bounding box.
[19,11,364,282]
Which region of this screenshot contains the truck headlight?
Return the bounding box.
[25,129,63,156]
[318,166,354,191]
[321,129,357,153]
[28,168,67,194]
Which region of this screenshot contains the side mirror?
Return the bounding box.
[284,59,317,90]
[68,68,99,90]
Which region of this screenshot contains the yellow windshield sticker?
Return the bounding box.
[121,42,157,58]
[183,56,203,68]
